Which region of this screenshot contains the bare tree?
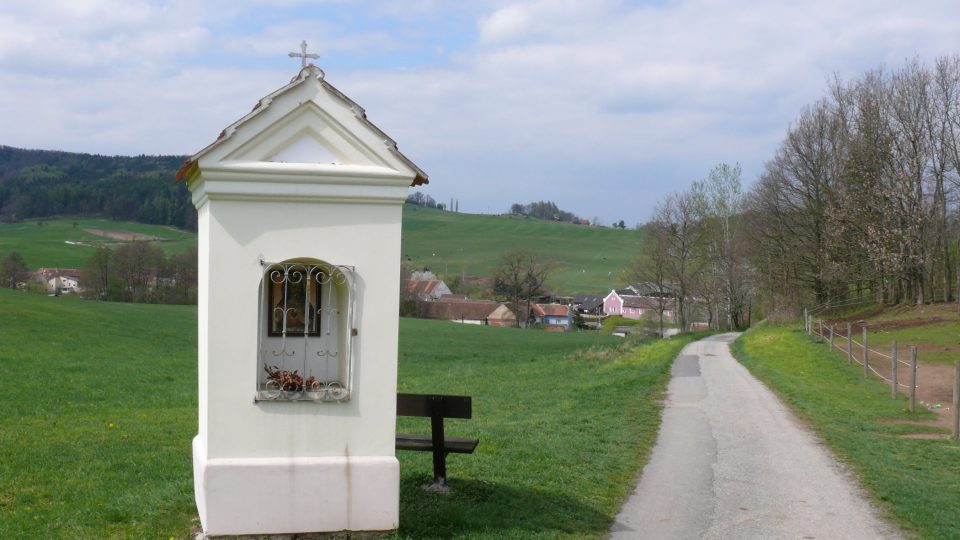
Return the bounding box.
[746,55,960,311]
[493,250,552,327]
[633,226,672,335]
[650,186,707,330]
[81,246,113,299]
[701,163,750,329]
[113,242,165,302]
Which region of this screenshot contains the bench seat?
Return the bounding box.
[395,433,479,454]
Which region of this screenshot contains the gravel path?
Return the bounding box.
[609,333,902,539]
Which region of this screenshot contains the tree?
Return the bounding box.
[0,251,28,289]
[702,163,750,329]
[398,263,421,317]
[493,250,553,327]
[633,227,672,336]
[112,242,165,302]
[162,246,198,304]
[81,246,113,299]
[506,201,581,223]
[650,186,708,330]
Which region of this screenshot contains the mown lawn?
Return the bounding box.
[734,325,960,539]
[0,290,198,538]
[395,320,704,539]
[0,288,696,538]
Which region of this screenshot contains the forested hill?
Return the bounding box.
[0,145,195,230]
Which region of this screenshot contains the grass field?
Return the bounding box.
[0,290,198,538]
[2,209,641,295]
[0,288,695,538]
[733,325,959,539]
[0,218,196,269]
[402,206,643,295]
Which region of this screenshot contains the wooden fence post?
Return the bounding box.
[818,319,823,340]
[847,323,852,364]
[909,346,918,413]
[829,325,834,349]
[953,360,959,440]
[862,326,869,378]
[804,308,809,333]
[891,341,898,399]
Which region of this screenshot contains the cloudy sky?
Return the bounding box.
[1,0,959,223]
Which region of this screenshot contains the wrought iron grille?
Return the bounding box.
[255,259,356,402]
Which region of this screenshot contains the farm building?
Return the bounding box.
[419,298,516,326]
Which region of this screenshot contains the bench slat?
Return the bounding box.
[396,433,479,454]
[397,393,472,419]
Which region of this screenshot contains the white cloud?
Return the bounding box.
[1,0,959,223]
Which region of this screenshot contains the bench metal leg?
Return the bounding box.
[430,406,447,487]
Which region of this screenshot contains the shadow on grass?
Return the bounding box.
[398,476,611,539]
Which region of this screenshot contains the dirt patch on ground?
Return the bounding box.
[84,228,162,242]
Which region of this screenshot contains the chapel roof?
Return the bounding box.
[175,64,427,186]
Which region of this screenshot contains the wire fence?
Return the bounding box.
[802,309,960,440]
[808,297,875,316]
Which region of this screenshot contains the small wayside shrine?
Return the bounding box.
[177,48,427,536]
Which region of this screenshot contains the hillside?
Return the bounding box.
[0,146,192,229]
[0,218,196,269]
[3,208,642,295]
[402,206,643,295]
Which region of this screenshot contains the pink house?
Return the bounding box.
[603,289,675,321]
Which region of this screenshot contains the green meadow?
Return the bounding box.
[402,206,642,295]
[0,288,694,538]
[733,325,960,539]
[2,209,641,295]
[0,218,196,269]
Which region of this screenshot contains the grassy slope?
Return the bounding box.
[821,303,960,364]
[734,325,959,539]
[402,206,643,295]
[0,289,695,538]
[3,209,638,296]
[0,218,196,269]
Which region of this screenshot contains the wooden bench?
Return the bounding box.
[395,393,479,490]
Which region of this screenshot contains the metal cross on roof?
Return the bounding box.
[289,40,319,68]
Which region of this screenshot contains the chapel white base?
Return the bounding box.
[193,436,399,536]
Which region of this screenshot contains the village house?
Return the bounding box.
[603,288,676,322]
[531,303,572,331]
[34,268,81,295]
[403,269,453,301]
[571,294,604,315]
[404,278,452,300]
[419,298,516,326]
